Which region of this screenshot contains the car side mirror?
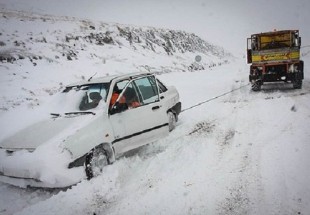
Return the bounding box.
[110,102,128,115]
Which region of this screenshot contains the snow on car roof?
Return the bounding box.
[66,72,153,87]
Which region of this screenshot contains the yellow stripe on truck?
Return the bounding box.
[252,51,300,62]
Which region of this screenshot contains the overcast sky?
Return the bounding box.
[1,0,309,55]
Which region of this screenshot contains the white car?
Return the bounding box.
[0,72,181,188]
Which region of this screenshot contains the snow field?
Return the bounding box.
[8,58,309,215]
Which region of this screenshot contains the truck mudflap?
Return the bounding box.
[249,74,260,82]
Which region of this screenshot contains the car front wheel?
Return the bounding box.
[85,146,109,180]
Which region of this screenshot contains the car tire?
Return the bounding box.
[168,111,176,132]
[85,145,109,180]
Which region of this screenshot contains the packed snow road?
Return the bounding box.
[1,59,310,215]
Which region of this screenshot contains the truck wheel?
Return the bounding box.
[293,80,302,89]
[251,81,261,91]
[85,146,109,180]
[168,111,176,132]
[293,73,303,89]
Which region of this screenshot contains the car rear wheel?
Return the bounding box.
[85,146,109,180]
[168,111,176,132]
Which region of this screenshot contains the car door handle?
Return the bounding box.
[152,106,160,110]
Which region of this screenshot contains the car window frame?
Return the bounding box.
[109,75,161,114]
[133,75,160,105]
[156,78,168,93]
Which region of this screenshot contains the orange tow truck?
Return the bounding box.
[247,30,304,91]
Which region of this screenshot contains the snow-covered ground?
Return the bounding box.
[1,6,310,215]
[1,58,310,215]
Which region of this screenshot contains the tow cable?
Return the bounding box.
[180,83,250,113]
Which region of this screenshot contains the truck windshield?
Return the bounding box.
[253,31,299,51]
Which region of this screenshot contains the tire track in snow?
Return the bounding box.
[216,77,267,214]
[217,77,310,214]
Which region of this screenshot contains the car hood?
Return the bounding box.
[0,113,102,151]
[0,112,109,188]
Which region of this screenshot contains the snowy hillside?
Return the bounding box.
[1,8,310,215]
[0,10,230,113]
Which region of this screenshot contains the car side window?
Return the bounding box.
[123,82,142,109]
[109,80,129,108]
[134,76,159,104]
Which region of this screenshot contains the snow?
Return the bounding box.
[3,62,309,214]
[1,1,310,215]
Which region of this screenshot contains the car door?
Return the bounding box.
[109,75,168,155]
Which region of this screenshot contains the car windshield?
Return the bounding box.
[51,83,110,114]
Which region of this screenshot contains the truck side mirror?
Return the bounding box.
[247,49,252,64]
[299,37,301,47]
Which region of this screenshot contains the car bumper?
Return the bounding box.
[0,166,84,188]
[0,173,50,188]
[0,149,84,188]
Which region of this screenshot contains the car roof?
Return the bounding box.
[66,72,153,87]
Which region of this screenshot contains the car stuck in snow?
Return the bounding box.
[0,72,181,188]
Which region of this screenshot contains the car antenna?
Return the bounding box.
[88,72,97,82]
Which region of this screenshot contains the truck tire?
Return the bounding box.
[293,72,303,89]
[251,81,262,91]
